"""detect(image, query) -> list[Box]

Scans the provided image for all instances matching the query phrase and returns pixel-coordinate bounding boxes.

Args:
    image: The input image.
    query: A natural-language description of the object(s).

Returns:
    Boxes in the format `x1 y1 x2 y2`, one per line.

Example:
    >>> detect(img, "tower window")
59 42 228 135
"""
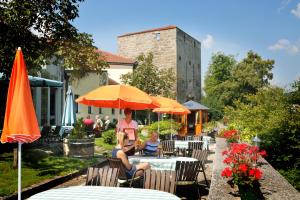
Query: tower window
155 33 160 40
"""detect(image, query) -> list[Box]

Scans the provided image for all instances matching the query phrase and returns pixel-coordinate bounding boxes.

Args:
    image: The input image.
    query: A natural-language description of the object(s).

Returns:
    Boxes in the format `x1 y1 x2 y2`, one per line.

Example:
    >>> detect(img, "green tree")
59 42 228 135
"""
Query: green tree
0 0 106 78
203 51 274 120
203 52 236 119
120 53 176 97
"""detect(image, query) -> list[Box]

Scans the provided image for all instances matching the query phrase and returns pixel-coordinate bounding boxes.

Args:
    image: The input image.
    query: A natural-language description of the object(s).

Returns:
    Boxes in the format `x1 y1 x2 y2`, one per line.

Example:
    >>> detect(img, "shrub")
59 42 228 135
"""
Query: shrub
102 129 116 145
143 120 182 137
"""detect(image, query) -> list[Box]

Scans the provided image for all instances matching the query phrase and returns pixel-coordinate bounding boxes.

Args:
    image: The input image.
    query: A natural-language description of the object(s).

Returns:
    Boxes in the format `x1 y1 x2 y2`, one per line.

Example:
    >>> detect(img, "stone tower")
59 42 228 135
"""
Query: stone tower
117 25 201 103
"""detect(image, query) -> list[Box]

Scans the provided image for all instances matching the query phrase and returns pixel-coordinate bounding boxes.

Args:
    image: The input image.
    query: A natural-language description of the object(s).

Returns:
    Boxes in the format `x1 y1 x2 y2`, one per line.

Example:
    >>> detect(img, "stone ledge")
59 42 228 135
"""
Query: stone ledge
208 138 300 200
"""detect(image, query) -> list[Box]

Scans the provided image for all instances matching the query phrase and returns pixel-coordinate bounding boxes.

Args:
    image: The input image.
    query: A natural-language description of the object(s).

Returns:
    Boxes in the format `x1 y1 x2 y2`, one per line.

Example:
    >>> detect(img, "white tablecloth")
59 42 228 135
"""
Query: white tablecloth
28 186 180 200
129 156 197 171
174 136 211 150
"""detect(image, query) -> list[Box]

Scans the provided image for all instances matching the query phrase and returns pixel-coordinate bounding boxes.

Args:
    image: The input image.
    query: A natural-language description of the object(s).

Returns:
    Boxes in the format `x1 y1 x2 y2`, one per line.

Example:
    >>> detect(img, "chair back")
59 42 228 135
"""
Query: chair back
86 167 119 186
192 135 202 141
144 169 176 194
191 149 208 165
175 161 201 183
161 140 175 153
188 141 202 151
107 157 127 180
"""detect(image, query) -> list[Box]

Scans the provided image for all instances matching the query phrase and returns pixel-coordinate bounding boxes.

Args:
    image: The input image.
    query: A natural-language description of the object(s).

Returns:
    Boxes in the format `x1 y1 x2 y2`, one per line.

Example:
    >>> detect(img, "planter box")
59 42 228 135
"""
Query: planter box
63 138 95 158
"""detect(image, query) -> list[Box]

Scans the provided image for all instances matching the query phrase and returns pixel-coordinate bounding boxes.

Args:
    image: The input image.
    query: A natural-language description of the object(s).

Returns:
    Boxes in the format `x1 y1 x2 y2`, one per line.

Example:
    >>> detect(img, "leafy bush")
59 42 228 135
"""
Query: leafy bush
203 121 217 133
102 129 116 145
143 120 181 137
69 118 88 139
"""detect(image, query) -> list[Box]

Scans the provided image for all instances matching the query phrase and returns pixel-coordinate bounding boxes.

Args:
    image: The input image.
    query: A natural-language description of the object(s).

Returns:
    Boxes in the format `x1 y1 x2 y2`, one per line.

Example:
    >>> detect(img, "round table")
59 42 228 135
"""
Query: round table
129 156 197 171
28 186 180 200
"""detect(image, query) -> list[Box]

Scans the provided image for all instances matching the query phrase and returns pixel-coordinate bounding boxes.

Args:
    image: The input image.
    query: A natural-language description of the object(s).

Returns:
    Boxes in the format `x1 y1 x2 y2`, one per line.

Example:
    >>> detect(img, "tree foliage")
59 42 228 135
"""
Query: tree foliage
0 0 107 79
203 51 274 120
120 53 176 98
225 86 300 190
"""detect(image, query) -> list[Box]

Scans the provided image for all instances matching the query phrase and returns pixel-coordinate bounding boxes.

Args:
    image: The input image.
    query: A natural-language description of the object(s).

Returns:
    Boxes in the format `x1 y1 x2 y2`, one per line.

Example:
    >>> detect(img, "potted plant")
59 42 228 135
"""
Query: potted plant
63 118 95 158
221 143 267 199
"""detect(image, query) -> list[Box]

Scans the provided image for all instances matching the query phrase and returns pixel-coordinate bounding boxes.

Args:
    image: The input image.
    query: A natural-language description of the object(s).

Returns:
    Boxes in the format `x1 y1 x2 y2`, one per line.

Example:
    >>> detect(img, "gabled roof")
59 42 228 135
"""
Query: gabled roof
118 25 177 38
97 50 134 64
183 100 209 111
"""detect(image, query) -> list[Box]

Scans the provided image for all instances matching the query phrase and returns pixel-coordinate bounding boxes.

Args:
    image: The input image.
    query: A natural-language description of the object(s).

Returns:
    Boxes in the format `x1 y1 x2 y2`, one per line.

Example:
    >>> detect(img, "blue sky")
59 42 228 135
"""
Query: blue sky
73 0 300 88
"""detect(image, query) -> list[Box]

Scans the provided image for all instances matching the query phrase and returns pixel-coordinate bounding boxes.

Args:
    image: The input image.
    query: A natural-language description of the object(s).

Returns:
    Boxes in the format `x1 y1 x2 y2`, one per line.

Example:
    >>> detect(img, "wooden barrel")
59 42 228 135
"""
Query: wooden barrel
63 138 95 158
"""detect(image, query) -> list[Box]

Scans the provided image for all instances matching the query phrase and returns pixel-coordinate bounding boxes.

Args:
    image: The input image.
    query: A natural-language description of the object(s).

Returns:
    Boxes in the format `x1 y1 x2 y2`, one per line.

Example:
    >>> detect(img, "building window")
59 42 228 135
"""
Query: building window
155 33 160 40
75 95 79 113
88 106 92 114
112 108 115 115
178 56 181 61
189 61 191 65
99 108 102 114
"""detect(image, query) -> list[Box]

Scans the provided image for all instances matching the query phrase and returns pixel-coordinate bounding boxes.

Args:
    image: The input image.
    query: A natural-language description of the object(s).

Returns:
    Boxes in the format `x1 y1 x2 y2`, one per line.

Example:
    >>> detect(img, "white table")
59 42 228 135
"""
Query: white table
129 156 197 171
28 186 180 200
174 137 211 150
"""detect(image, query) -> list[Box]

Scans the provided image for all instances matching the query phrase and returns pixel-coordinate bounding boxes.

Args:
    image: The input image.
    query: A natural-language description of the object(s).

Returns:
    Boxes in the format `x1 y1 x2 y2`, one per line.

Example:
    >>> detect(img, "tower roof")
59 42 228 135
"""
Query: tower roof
118 25 177 38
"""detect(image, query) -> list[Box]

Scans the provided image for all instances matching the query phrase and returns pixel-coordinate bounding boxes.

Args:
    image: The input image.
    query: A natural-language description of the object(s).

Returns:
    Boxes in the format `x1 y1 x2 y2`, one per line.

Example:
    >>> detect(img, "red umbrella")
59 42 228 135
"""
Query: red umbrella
1 47 40 200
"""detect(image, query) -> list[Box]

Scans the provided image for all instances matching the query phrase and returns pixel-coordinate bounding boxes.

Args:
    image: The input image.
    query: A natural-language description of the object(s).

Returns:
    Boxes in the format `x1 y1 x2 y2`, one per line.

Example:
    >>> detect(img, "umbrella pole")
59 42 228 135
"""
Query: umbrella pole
157 113 160 133
18 142 22 200
170 114 172 141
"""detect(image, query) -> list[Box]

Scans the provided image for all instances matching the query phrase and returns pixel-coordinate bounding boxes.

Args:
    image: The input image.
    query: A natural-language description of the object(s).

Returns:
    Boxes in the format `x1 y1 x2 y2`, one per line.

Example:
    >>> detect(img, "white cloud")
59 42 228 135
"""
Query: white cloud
291 3 300 18
268 39 299 54
202 34 214 49
278 0 292 12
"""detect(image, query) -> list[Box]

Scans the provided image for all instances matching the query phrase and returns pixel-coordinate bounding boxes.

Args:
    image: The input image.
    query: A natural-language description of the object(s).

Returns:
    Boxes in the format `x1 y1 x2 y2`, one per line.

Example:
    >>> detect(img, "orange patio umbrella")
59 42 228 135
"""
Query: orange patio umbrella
76 84 159 110
151 96 190 115
151 96 190 139
1 47 40 200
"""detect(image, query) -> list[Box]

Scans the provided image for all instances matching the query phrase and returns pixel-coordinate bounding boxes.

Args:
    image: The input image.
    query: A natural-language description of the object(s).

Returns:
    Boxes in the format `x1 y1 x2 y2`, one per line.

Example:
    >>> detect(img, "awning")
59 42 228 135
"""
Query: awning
1 73 63 88
183 100 209 111
28 76 63 87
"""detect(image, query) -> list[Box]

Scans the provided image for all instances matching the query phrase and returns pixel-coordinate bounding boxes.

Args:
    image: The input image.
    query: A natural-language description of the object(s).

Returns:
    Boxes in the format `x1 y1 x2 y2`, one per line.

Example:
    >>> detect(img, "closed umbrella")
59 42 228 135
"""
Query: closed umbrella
62 86 76 126
1 48 40 200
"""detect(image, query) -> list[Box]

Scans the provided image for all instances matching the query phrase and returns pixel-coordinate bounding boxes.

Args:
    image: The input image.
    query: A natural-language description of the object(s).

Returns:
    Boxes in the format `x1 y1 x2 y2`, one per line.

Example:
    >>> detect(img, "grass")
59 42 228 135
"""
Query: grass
0 152 100 197
95 137 115 151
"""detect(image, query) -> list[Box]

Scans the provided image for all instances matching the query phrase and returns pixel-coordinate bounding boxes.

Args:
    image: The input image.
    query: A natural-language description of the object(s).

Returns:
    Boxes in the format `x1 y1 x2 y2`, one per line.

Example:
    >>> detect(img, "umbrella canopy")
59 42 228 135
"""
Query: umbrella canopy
62 86 76 126
1 47 40 200
76 84 158 110
1 48 40 143
152 96 190 115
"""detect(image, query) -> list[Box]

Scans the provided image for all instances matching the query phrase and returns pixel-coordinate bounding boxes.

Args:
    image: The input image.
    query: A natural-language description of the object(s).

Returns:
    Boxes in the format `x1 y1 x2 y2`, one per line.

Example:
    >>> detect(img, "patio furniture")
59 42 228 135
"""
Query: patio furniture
129 156 197 171
201 136 211 150
193 135 202 141
161 140 177 156
86 167 119 187
191 149 209 187
187 141 202 156
144 169 176 194
175 161 201 199
28 186 181 200
107 157 144 187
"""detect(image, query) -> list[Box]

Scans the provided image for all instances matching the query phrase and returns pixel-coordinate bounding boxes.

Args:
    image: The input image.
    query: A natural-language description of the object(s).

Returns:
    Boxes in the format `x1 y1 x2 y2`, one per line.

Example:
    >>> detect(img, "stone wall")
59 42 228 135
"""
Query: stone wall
176 28 201 103
208 138 300 200
117 27 201 103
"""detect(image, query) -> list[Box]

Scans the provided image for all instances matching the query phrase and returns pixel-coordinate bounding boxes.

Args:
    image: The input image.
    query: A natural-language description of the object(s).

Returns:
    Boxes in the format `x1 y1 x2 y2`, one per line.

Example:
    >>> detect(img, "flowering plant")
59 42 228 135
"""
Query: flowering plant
221 143 267 186
223 129 239 143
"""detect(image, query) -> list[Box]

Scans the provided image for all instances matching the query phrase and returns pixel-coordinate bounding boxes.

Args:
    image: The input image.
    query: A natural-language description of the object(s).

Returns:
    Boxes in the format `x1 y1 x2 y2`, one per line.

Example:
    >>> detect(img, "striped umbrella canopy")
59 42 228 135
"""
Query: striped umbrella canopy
62 86 76 126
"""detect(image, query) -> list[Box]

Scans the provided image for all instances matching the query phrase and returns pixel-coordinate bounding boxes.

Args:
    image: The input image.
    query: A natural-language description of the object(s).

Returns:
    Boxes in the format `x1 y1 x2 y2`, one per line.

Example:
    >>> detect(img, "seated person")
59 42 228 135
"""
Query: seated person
139 132 160 156
112 132 150 179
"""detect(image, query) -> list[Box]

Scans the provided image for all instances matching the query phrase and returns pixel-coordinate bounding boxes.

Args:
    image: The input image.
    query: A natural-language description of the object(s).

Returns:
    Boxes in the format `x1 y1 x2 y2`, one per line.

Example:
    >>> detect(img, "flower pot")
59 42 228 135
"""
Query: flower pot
238 182 264 200
63 138 95 158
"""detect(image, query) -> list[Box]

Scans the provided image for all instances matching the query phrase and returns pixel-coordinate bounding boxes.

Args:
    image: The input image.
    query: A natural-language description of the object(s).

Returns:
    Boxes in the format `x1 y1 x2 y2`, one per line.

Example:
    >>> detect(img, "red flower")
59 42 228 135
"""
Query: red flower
259 150 267 157
223 157 234 164
249 168 262 180
221 167 232 177
238 164 248 173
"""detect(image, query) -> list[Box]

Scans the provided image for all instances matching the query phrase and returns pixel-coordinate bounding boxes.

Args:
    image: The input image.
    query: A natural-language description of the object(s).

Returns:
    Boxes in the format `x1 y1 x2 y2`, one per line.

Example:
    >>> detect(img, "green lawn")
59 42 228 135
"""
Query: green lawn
95 137 115 151
0 152 100 197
